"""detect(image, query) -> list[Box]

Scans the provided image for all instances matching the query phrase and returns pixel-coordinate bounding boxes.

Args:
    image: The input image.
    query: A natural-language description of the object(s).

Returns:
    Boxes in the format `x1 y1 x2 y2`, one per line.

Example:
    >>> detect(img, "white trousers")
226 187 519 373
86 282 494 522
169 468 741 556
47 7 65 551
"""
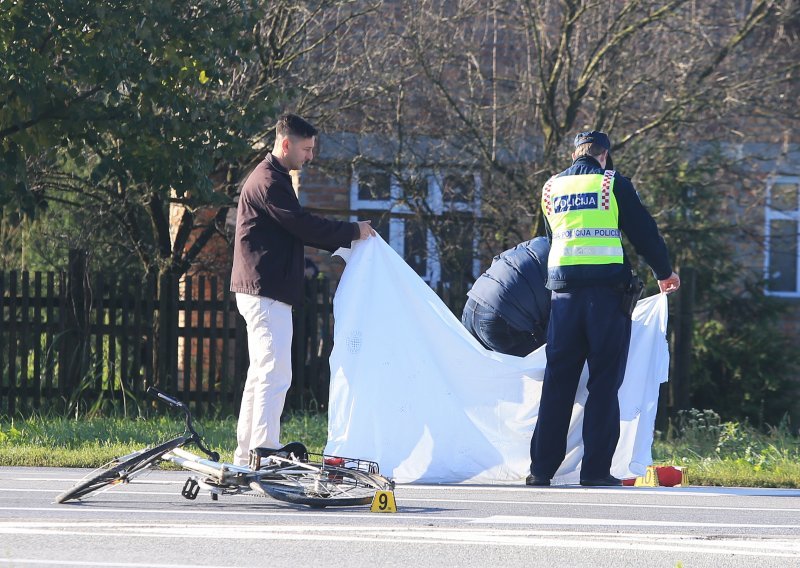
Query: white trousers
234 293 293 466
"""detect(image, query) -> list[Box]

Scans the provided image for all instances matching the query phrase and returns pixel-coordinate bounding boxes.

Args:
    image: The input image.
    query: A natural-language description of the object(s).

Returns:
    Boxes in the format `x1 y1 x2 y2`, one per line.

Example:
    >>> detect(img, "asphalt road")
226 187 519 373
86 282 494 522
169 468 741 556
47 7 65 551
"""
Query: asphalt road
1 466 799 567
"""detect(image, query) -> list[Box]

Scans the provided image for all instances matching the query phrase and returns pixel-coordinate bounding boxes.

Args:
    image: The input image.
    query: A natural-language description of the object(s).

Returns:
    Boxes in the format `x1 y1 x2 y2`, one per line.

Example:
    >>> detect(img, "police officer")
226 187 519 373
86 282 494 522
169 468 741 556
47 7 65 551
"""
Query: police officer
462 237 551 357
527 131 680 487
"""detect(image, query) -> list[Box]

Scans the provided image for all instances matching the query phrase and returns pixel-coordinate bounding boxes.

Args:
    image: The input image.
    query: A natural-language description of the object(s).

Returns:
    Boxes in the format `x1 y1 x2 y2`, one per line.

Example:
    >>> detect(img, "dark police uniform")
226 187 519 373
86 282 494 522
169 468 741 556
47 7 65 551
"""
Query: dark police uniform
529 135 673 485
462 237 551 357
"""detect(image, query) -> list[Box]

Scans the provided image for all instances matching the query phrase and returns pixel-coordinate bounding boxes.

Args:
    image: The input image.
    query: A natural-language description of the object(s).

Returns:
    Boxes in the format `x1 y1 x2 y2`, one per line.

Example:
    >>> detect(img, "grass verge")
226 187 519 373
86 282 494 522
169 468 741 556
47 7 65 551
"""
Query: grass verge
0 411 326 468
1 408 798 488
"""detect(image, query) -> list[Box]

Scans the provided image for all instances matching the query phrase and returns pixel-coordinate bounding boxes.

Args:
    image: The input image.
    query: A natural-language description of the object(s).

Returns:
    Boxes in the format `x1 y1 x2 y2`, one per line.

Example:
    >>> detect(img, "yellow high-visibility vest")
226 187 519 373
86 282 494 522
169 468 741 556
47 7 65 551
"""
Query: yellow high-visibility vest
541 170 624 267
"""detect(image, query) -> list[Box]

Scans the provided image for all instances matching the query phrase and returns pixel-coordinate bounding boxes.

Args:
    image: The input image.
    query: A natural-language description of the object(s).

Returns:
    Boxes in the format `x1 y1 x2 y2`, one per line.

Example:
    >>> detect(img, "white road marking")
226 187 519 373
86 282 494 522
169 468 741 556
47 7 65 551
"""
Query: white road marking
3 486 799 515
6 473 800 493
0 477 182 486
0 506 468 522
0 488 204 496
0 522 797 558
474 514 800 530
2 505 798 532
0 488 73 493
6 475 800 498
397 496 800 513
396 484 800 497
0 559 253 568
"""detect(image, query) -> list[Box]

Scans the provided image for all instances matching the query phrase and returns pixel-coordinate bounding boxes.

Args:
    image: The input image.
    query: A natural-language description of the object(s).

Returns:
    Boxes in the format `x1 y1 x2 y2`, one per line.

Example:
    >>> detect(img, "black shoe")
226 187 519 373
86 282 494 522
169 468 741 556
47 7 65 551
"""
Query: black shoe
526 474 550 487
580 475 622 487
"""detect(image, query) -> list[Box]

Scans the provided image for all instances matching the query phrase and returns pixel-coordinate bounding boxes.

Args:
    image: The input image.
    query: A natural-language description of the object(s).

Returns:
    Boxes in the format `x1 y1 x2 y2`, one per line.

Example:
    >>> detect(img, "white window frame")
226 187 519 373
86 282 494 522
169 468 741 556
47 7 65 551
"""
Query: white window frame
349 169 411 257
350 168 482 287
429 171 483 285
763 175 800 297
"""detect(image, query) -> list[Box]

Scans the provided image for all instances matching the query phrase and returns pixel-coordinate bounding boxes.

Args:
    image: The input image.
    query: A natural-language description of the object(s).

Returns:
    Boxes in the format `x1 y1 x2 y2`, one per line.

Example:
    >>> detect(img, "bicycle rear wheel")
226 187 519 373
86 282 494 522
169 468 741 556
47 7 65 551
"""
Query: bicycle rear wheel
253 464 393 508
55 436 187 503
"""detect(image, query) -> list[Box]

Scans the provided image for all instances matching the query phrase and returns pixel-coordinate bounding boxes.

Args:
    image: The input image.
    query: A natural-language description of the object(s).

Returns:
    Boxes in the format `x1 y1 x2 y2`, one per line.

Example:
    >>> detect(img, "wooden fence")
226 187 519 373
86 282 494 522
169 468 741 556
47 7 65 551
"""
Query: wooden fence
0 263 334 417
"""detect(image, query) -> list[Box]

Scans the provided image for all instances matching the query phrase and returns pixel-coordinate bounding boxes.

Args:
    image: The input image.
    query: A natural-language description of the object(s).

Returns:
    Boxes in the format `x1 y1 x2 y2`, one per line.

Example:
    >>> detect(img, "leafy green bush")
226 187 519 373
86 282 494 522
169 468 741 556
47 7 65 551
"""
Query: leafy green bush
632 142 800 425
690 284 800 424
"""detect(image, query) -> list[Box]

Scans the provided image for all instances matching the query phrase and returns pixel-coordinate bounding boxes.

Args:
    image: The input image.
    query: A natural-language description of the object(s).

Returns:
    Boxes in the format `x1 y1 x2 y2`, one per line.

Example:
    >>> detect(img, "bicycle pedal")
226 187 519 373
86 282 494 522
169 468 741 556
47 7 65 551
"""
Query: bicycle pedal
181 478 200 500
248 450 263 470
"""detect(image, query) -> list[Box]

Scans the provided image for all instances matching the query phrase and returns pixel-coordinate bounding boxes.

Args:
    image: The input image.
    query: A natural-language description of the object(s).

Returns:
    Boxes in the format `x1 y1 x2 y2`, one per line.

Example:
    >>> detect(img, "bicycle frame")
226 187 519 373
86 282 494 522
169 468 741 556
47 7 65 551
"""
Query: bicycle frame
56 388 395 507
165 447 250 481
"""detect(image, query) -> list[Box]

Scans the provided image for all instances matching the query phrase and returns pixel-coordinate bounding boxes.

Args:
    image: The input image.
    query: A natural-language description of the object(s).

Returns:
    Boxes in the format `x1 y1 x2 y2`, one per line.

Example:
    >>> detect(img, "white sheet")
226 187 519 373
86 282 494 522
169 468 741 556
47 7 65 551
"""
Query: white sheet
325 236 669 484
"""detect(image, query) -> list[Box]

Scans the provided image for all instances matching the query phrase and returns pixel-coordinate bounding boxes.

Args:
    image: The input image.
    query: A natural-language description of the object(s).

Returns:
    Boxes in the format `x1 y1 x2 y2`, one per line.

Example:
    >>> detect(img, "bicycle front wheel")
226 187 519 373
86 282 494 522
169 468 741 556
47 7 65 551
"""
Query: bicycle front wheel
55 436 187 504
253 464 393 508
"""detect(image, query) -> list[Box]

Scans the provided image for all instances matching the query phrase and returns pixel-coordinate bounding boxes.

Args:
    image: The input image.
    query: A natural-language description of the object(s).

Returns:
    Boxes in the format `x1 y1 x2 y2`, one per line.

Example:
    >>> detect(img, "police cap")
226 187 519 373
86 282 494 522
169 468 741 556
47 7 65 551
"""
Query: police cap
574 130 611 150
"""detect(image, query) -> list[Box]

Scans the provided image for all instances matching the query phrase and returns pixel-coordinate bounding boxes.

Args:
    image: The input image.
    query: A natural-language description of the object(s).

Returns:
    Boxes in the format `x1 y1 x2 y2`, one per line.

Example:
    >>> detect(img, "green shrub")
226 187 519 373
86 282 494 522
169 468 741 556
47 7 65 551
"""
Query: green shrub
691 284 800 424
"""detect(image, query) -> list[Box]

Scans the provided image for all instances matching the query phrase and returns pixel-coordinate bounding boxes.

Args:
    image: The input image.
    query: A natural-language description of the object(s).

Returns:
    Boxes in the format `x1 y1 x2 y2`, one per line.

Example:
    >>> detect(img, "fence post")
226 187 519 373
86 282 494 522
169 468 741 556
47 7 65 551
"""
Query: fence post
317 276 332 408
154 271 179 391
233 298 247 412
671 266 695 415
63 249 89 395
290 287 307 411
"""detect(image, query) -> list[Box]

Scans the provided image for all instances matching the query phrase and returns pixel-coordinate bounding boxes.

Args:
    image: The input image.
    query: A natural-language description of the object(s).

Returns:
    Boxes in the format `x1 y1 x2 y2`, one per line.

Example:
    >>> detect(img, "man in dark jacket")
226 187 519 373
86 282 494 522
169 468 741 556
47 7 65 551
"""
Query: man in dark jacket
528 130 680 487
462 237 551 357
230 114 375 466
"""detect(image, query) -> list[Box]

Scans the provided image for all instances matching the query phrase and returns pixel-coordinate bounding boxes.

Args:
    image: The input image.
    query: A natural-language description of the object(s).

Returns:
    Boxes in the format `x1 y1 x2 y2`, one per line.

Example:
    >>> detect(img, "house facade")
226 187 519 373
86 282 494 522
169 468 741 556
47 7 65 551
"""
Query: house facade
298 133 488 295
297 135 800 306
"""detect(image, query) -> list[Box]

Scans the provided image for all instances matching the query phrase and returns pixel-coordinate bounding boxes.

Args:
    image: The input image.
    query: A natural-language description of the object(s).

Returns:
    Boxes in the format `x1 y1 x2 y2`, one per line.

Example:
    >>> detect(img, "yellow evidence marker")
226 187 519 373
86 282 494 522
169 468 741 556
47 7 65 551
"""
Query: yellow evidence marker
370 490 397 513
633 465 689 487
634 466 660 487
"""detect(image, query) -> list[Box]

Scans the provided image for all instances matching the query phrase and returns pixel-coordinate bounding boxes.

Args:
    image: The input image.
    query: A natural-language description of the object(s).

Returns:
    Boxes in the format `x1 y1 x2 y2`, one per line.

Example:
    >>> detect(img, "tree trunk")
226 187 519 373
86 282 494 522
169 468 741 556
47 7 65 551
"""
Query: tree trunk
671 266 695 415
152 270 179 392
63 249 89 393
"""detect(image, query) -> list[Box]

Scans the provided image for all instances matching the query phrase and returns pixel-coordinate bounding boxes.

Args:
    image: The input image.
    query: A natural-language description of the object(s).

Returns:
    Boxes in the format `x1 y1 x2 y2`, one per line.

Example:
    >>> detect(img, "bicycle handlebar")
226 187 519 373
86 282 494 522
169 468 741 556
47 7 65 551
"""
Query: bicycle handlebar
145 386 220 462
147 386 185 409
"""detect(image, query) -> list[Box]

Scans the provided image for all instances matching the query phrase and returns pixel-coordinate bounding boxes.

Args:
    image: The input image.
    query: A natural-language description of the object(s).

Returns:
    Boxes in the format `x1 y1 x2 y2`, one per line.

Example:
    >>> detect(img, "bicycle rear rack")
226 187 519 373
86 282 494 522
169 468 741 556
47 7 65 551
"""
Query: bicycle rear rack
310 453 380 475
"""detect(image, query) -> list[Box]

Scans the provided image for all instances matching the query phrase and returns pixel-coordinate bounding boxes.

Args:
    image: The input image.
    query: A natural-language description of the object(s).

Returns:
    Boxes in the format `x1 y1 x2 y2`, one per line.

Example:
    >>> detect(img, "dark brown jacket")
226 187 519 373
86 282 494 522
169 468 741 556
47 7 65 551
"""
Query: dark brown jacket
230 154 358 306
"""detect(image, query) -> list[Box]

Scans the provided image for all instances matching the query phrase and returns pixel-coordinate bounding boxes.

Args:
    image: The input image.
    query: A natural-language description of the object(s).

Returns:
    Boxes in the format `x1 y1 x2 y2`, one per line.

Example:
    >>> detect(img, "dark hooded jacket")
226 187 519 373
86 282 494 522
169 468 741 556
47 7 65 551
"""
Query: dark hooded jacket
467 237 551 338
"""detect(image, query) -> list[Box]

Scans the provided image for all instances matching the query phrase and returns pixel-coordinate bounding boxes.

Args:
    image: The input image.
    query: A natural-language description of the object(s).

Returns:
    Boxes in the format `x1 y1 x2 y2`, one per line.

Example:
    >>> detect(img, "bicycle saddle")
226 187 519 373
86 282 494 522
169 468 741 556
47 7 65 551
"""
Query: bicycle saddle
249 441 309 469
